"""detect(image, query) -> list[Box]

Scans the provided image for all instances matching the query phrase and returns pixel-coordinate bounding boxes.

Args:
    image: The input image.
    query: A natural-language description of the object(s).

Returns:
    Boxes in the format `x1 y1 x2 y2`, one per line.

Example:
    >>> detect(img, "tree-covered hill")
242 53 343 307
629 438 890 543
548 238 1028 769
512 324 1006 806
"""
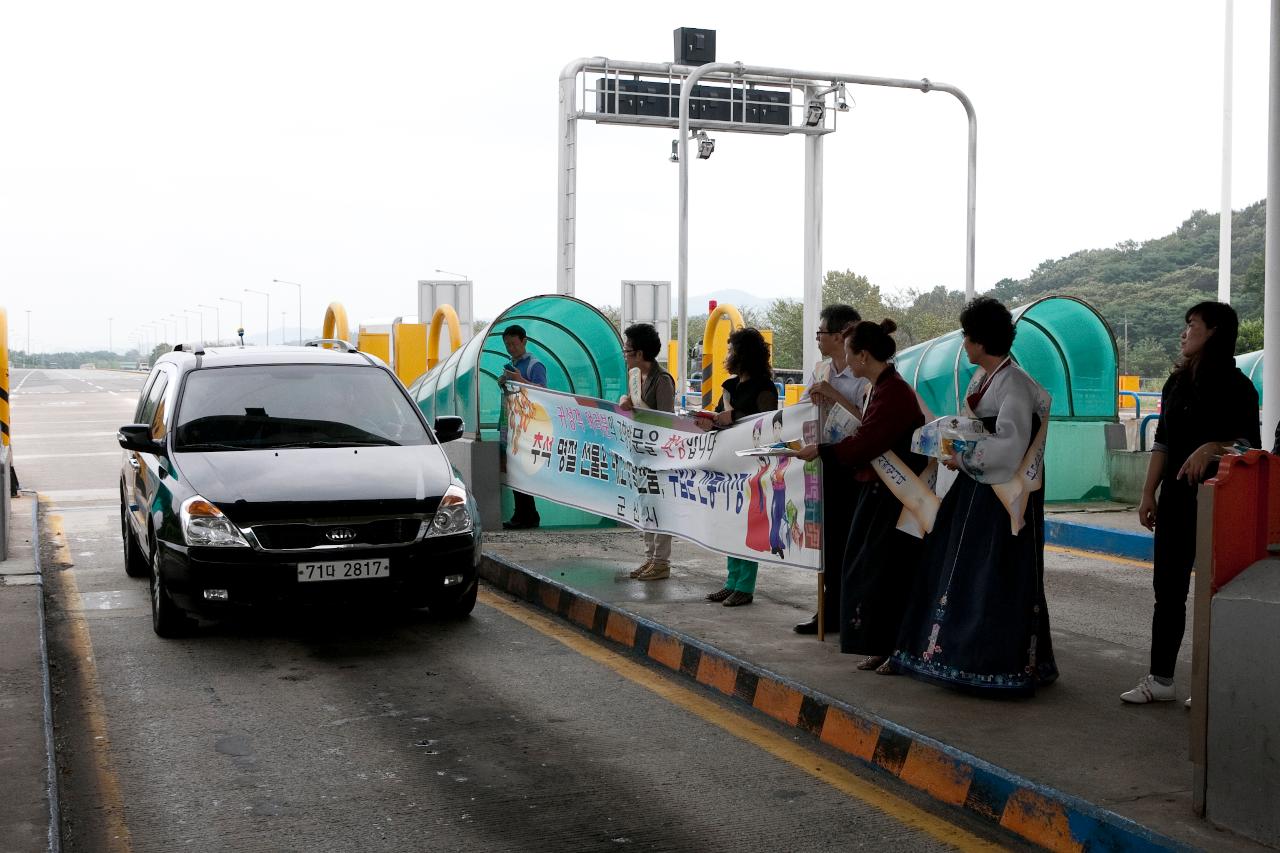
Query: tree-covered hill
988 200 1266 374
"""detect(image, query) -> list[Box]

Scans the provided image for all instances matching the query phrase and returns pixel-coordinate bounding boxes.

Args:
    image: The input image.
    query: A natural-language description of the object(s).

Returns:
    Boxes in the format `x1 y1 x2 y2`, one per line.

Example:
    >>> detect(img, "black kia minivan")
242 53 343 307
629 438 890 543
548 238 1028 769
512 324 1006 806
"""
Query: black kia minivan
118 342 479 637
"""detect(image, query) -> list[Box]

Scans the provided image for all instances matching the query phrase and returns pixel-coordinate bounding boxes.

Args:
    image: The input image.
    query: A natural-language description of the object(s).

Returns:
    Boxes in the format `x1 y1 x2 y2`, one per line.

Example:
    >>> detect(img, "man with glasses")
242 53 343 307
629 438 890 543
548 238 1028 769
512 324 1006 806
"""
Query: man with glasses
794 303 867 636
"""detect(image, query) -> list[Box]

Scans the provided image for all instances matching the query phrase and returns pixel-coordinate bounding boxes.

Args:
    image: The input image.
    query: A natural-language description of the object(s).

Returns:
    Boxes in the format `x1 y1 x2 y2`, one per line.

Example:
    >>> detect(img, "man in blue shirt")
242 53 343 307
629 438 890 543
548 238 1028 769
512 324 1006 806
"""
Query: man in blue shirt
501 325 546 529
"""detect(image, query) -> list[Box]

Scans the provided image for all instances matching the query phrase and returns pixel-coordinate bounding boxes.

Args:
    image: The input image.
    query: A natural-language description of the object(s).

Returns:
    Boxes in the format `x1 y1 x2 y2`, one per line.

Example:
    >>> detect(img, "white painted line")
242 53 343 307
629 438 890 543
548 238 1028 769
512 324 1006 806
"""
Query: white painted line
18 432 117 440
14 371 35 392
11 451 119 460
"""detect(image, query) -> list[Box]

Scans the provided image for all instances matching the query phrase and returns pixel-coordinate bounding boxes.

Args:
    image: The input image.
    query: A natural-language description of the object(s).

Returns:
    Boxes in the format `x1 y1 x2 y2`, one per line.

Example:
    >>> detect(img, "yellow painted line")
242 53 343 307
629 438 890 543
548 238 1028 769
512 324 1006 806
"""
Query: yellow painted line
44 504 133 853
1045 543 1152 569
478 588 1001 852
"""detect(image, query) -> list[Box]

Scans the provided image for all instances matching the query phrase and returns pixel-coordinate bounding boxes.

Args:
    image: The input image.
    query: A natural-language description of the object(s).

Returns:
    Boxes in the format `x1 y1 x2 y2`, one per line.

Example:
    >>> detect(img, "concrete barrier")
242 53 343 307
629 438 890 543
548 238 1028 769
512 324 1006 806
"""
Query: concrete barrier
1206 558 1280 847
442 436 502 532
1108 449 1151 504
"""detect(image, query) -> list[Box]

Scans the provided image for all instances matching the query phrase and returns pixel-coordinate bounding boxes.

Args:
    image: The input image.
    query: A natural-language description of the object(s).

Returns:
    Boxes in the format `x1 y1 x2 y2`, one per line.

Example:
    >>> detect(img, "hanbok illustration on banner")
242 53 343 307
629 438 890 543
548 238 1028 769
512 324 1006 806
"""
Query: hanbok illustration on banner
745 455 773 553
893 356 1059 695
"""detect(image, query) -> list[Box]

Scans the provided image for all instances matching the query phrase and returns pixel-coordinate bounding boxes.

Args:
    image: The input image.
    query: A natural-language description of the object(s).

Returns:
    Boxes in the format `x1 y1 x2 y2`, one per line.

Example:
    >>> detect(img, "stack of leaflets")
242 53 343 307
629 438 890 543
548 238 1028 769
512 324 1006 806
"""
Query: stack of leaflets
911 416 989 459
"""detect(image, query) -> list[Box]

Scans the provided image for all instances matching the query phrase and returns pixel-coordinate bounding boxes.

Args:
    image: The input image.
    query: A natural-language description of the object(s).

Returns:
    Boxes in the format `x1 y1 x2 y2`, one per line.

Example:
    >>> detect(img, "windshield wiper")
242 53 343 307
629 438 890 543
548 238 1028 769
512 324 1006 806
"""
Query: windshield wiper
271 439 401 448
176 442 251 452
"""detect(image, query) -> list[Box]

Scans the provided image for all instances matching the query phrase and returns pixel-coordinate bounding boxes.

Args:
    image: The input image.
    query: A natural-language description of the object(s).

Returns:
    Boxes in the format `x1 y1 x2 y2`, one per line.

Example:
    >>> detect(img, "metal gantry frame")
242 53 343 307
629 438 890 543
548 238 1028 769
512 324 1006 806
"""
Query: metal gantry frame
557 56 976 375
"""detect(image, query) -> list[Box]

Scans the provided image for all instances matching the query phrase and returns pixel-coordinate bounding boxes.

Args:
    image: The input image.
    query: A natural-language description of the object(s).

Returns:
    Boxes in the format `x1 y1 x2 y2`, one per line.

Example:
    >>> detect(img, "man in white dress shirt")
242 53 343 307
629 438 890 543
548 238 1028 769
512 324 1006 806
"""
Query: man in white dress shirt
794 304 869 635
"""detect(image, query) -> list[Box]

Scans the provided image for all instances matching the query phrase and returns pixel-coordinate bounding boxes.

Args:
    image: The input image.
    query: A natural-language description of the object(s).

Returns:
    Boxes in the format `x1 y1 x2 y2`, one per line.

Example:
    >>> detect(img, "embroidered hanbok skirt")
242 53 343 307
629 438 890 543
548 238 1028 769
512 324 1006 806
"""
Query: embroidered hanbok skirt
840 481 921 656
892 474 1058 696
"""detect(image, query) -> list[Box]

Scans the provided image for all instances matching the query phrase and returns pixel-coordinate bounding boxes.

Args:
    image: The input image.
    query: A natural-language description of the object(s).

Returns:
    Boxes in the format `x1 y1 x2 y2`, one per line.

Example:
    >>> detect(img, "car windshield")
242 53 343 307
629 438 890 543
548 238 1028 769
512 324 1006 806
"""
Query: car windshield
173 364 432 451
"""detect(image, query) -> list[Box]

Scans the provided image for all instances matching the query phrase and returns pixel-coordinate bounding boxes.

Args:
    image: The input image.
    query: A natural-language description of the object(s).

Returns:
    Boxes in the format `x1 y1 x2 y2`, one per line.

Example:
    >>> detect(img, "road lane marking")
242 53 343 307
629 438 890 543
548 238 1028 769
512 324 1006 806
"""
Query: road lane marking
44 506 134 853
12 451 119 460
478 588 1001 852
1044 544 1152 569
14 370 36 392
17 432 118 440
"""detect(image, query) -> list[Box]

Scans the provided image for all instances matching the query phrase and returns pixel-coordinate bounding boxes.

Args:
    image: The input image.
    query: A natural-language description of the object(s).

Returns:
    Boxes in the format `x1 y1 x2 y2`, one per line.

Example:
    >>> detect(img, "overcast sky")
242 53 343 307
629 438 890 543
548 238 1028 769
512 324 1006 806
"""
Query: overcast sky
1 1 1272 352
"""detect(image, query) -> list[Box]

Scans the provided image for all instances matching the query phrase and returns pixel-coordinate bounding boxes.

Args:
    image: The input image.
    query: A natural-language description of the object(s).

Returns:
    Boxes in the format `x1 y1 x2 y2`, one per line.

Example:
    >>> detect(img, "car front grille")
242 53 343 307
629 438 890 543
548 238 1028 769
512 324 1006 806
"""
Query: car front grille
250 518 421 551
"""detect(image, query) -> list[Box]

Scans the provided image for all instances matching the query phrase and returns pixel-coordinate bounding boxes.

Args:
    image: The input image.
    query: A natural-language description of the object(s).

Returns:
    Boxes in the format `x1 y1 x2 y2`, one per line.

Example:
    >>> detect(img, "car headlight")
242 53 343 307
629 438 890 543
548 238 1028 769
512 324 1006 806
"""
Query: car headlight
423 484 474 537
181 495 251 547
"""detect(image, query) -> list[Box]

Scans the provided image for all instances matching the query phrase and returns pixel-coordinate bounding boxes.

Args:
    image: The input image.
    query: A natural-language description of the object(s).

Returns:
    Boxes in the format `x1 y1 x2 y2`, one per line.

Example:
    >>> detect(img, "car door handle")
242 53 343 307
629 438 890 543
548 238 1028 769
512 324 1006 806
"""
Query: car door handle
127 455 140 469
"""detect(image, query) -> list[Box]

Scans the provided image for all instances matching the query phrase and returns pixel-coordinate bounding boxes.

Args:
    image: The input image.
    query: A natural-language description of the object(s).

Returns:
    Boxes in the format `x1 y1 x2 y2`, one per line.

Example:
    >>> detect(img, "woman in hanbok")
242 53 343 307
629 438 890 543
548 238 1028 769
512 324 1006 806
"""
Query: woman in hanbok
768 411 790 558
893 298 1059 696
745 453 773 553
796 320 927 670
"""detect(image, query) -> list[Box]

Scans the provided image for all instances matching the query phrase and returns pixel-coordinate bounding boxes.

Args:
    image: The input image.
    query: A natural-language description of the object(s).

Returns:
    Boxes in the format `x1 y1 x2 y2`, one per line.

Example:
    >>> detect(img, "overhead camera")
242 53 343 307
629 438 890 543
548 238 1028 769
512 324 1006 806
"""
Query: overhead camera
804 100 824 127
836 84 851 112
695 130 715 160
670 139 680 163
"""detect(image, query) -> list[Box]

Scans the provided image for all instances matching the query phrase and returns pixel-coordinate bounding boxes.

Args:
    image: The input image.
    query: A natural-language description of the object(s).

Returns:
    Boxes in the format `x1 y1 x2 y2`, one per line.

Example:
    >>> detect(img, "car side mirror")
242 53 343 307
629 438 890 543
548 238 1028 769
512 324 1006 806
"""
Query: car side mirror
433 416 464 444
117 424 165 455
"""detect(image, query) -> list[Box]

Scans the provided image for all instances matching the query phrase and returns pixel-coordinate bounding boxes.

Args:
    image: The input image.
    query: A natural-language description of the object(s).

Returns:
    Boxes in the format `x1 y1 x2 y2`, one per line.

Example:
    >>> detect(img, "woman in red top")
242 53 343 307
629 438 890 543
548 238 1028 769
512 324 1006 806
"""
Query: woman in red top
797 320 927 670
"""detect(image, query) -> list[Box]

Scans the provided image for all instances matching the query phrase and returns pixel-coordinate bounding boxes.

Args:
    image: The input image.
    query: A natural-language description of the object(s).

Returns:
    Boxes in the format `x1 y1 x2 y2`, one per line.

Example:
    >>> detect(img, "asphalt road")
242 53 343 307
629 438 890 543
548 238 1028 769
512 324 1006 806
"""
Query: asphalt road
9 368 1016 853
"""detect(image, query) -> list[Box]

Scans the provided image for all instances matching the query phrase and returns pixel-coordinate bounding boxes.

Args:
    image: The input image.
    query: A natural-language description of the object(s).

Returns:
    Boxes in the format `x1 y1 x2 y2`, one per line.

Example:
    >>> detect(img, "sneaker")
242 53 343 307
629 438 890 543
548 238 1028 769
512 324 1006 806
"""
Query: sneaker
722 591 754 607
629 561 651 579
637 562 670 581
1120 674 1176 704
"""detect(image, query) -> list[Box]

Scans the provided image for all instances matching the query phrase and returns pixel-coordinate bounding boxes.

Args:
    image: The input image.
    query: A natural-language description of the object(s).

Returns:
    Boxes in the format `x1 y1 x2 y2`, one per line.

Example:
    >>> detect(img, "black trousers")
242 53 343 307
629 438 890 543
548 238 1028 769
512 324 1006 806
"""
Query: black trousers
1150 480 1198 679
512 490 540 524
821 467 856 624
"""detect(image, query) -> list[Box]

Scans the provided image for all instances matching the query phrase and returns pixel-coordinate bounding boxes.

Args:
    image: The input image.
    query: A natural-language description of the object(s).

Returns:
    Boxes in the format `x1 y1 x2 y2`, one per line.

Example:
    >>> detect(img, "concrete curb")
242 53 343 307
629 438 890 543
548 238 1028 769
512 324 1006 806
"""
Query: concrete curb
481 552 1189 853
1045 519 1154 562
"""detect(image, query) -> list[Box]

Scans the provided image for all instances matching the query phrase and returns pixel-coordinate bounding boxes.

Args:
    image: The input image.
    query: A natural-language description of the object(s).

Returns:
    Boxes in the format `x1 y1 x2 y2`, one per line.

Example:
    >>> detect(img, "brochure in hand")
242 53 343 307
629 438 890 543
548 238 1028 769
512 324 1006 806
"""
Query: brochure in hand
911 416 990 459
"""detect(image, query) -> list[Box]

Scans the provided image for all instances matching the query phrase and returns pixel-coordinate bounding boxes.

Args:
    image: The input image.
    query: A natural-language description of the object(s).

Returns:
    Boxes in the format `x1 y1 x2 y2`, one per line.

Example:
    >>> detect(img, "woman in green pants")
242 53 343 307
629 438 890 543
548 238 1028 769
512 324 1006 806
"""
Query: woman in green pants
702 328 779 607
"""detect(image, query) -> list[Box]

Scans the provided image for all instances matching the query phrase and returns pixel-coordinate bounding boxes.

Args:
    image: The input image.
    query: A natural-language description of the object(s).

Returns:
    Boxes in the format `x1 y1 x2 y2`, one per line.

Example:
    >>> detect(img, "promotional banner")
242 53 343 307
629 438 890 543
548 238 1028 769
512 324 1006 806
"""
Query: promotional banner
502 383 822 569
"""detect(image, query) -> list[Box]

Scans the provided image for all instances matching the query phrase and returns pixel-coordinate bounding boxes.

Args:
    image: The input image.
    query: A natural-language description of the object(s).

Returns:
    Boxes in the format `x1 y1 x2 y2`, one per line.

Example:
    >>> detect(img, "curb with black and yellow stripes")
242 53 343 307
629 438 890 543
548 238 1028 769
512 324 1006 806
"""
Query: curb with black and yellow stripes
480 553 1189 853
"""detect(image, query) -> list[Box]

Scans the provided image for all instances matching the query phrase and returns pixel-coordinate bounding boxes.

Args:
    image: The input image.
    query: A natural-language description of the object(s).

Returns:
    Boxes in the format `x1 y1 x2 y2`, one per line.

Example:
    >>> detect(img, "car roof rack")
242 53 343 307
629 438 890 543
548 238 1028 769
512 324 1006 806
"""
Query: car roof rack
172 343 206 355
304 338 358 353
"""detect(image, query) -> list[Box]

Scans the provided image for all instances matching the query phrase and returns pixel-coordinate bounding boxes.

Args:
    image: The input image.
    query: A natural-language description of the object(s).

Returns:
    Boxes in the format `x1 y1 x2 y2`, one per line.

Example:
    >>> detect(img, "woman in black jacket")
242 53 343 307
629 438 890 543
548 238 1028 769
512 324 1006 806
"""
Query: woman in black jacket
1121 301 1260 704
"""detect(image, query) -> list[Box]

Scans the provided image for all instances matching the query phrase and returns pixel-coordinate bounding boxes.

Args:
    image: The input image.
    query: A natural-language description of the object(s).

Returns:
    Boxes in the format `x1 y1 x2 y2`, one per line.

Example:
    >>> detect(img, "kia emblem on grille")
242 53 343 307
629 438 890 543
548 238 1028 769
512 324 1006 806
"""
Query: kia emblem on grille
326 528 357 542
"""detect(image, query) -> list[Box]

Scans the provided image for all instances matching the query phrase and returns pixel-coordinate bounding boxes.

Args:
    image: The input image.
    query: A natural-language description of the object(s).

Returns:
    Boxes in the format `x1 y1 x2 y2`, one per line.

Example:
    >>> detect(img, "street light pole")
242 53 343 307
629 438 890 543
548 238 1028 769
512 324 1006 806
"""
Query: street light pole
108 316 113 354
219 297 244 338
199 304 220 344
272 279 304 345
184 309 203 344
25 310 31 369
245 289 270 345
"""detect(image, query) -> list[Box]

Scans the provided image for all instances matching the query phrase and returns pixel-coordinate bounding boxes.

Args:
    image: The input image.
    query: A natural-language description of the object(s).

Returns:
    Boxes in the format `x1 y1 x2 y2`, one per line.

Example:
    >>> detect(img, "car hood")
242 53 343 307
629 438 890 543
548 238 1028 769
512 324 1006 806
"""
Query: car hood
173 445 457 523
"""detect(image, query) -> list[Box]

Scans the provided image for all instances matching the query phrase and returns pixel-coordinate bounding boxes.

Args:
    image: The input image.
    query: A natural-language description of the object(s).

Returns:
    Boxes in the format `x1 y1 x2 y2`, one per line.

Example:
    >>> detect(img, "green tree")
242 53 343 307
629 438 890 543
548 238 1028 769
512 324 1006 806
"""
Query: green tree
1237 317 1264 354
1128 337 1175 378
899 286 966 347
765 299 803 369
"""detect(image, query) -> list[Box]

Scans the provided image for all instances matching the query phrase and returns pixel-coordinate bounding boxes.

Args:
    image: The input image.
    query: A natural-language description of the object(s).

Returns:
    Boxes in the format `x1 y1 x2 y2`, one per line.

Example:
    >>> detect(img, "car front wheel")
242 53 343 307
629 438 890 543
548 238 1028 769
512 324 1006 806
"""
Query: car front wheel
149 536 193 638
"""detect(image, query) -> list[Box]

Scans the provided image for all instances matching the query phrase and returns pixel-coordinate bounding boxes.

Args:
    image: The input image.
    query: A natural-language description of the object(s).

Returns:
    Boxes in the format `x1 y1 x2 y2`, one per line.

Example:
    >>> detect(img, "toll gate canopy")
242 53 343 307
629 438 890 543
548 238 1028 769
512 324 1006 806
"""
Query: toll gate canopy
409 295 626 527
1235 349 1263 403
894 295 1118 501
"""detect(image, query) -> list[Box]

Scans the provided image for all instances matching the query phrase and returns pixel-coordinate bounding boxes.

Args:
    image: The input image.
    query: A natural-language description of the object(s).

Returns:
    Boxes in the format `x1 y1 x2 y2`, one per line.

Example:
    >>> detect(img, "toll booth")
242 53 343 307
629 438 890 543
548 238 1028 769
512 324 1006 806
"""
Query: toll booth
409 295 626 529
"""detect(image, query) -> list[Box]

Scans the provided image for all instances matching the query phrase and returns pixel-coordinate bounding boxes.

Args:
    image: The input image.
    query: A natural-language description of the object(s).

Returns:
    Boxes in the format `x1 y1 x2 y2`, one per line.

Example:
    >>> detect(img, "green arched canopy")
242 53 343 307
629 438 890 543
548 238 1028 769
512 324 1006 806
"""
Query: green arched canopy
1235 349 1264 403
409 294 626 436
894 295 1118 421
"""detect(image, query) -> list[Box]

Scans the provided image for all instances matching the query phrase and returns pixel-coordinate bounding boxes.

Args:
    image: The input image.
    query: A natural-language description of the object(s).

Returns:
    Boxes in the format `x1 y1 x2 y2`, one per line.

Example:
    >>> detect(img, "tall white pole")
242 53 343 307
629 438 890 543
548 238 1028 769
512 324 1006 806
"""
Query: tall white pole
1263 0 1280 444
802 84 824 375
1219 0 1235 304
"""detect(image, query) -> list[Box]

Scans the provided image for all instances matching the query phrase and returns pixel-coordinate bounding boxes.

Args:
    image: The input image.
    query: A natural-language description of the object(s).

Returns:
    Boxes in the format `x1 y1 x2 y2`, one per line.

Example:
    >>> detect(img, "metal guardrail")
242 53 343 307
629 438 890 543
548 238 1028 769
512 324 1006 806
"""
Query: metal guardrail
1138 414 1161 452
1118 390 1161 420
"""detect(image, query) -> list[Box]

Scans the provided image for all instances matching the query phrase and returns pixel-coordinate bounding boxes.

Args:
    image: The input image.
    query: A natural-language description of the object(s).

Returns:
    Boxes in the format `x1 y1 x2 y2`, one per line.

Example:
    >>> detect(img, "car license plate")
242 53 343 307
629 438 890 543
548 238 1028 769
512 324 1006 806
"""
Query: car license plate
297 559 389 583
